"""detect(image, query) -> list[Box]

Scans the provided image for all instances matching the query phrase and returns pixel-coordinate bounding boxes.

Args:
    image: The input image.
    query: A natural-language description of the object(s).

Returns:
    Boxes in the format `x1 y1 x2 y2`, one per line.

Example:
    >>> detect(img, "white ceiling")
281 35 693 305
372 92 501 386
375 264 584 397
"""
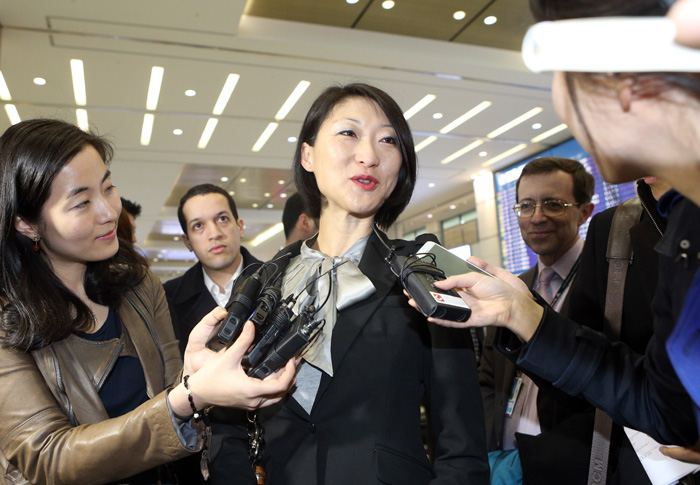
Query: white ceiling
0 0 568 278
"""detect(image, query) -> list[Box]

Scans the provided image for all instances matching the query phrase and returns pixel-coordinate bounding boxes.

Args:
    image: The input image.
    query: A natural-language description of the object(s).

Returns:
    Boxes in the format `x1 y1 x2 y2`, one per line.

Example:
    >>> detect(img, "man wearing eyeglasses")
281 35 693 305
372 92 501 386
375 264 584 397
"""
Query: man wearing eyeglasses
480 157 594 481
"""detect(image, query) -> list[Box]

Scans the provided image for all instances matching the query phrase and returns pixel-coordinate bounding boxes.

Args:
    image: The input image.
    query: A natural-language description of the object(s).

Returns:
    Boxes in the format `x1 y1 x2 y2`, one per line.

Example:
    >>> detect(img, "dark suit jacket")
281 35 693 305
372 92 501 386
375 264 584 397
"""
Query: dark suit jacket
479 258 587 452
255 231 490 484
494 195 699 449
163 246 261 485
515 189 665 485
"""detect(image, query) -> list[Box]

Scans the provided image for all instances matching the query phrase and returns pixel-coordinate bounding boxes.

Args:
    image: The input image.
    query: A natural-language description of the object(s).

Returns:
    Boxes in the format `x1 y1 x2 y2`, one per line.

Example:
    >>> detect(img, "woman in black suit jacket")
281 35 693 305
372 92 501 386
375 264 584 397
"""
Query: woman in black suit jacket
253 83 489 484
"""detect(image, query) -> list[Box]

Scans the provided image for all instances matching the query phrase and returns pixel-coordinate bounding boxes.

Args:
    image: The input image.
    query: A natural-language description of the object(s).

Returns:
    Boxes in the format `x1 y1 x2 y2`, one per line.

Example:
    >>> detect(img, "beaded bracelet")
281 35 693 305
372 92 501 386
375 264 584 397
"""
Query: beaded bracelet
182 375 203 421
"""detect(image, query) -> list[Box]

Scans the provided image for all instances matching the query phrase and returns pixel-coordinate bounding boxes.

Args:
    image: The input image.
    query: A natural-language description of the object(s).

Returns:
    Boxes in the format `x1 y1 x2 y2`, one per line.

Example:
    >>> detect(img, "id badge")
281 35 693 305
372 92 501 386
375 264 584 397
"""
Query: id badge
505 376 523 416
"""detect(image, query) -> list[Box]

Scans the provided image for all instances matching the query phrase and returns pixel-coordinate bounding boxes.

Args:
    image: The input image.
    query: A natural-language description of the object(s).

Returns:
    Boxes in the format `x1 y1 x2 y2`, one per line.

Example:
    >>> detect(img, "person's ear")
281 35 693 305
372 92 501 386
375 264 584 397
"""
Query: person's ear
15 216 37 240
181 234 193 252
301 143 314 173
578 202 595 225
617 78 634 113
237 218 245 238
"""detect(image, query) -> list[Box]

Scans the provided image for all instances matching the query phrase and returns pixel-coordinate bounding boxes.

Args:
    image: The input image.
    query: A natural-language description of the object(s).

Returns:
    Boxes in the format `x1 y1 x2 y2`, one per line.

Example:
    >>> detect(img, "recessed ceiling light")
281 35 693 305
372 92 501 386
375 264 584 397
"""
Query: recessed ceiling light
76 109 89 132
449 204 457 210
70 59 86 106
403 94 435 120
221 176 229 182
153 258 159 263
267 203 274 209
482 144 527 167
0 71 12 101
278 179 285 185
428 183 436 188
487 107 542 139
432 113 443 119
173 128 183 135
346 0 359 3
531 123 542 130
441 140 484 165
252 203 259 208
197 118 218 149
275 81 310 121
280 193 287 198
427 214 434 219
479 151 488 157
185 89 196 97
264 192 271 197
415 136 437 153
484 16 497 25
140 113 154 146
4 105 20 125
213 74 240 115
146 66 164 111
453 11 466 20
440 101 492 134
240 178 247 183
288 136 297 143
173 236 180 241
531 123 568 143
228 191 235 196
382 0 394 9
252 122 279 152
33 77 46 86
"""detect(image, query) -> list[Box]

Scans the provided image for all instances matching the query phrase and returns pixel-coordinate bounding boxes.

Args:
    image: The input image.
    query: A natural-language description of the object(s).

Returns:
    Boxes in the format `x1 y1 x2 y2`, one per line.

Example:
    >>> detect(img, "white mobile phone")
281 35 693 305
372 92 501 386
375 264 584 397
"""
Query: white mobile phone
417 241 496 279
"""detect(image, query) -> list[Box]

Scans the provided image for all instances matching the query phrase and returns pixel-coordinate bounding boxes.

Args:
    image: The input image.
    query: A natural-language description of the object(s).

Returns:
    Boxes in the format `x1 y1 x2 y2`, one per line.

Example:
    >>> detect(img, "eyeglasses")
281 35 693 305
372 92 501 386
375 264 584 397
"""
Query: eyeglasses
513 199 579 218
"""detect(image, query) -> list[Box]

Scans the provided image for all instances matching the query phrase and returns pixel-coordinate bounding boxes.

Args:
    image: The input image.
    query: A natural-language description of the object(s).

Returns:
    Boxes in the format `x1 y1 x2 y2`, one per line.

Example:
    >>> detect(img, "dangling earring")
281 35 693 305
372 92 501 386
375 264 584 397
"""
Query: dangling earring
32 235 40 252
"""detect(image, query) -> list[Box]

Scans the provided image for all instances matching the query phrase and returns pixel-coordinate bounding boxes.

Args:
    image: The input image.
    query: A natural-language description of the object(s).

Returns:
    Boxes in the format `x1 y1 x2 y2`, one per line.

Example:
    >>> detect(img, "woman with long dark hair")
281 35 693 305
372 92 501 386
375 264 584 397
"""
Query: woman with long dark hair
249 83 489 484
0 119 295 484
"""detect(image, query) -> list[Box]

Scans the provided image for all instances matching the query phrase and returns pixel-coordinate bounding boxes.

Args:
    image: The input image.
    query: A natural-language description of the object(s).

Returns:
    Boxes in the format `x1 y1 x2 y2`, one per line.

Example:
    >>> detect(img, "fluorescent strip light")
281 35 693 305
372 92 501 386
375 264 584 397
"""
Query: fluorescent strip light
415 136 437 152
275 81 310 121
252 122 279 152
198 118 219 149
140 114 154 146
441 140 484 165
482 144 528 167
0 72 12 101
439 101 492 134
531 123 569 143
251 222 284 247
213 74 240 115
4 104 20 125
146 66 164 111
487 107 542 139
76 109 89 131
403 94 436 120
70 59 87 106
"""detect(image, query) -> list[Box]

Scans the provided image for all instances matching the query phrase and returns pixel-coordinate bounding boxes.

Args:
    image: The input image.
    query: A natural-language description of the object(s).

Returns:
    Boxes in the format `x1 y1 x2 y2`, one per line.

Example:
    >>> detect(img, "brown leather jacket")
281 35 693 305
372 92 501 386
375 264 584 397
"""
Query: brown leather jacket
0 271 199 484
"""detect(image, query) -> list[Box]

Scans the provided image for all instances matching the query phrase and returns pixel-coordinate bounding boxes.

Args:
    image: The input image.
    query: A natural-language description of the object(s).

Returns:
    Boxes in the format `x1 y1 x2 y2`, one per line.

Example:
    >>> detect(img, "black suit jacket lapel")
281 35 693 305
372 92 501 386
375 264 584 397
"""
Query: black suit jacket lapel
313 231 404 407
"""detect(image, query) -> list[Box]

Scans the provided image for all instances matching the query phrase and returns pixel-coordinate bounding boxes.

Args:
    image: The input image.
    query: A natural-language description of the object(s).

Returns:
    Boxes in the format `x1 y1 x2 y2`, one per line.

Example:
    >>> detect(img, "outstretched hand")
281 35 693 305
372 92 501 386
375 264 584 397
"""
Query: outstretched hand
669 0 700 48
169 308 296 416
405 256 544 342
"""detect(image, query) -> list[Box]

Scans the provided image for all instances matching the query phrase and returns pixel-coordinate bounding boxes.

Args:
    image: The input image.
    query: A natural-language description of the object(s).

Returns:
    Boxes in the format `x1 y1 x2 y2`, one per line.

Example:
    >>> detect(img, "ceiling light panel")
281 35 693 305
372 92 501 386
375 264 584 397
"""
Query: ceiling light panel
70 59 87 106
439 101 491 134
0 71 12 101
403 94 435 120
275 81 310 121
212 73 240 115
486 107 542 139
146 66 164 111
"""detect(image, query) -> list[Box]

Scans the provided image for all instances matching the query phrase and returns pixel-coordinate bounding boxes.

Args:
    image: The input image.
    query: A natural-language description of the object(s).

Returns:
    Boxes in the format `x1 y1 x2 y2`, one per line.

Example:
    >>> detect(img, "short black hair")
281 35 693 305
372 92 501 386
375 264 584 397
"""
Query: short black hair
282 192 317 239
292 83 416 230
177 183 239 234
120 197 142 218
515 157 595 204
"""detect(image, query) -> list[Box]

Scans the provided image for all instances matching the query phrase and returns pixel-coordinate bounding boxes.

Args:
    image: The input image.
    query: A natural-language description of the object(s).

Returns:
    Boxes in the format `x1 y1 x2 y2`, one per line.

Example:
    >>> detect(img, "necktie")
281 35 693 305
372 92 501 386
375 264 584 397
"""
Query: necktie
536 266 557 303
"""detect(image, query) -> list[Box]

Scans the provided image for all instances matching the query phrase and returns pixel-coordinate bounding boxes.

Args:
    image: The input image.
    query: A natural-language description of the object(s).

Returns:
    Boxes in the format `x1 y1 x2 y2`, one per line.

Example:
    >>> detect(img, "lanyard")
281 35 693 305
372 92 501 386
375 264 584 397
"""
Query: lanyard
533 254 581 308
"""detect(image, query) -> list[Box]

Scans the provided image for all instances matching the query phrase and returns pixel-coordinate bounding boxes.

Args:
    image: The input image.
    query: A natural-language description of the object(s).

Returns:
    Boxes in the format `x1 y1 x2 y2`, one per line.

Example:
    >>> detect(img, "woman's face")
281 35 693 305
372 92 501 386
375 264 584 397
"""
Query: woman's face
301 96 402 221
37 145 121 268
551 71 654 184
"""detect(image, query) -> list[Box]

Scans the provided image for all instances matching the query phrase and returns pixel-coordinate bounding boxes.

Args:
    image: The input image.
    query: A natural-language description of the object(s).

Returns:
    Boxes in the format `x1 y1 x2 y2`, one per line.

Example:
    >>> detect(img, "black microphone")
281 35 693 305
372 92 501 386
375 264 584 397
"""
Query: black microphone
206 268 265 351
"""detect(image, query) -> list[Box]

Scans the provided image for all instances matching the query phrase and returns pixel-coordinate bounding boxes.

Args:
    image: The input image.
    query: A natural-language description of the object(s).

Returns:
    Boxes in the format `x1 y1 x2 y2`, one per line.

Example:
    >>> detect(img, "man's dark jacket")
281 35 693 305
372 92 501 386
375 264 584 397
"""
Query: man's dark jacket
163 245 261 485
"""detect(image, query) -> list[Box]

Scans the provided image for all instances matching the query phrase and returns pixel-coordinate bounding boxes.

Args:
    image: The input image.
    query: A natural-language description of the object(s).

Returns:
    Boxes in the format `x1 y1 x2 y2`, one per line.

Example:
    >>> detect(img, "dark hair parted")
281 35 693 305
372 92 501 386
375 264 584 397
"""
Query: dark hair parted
0 119 147 351
292 83 416 230
515 157 595 204
282 192 310 239
177 183 239 235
